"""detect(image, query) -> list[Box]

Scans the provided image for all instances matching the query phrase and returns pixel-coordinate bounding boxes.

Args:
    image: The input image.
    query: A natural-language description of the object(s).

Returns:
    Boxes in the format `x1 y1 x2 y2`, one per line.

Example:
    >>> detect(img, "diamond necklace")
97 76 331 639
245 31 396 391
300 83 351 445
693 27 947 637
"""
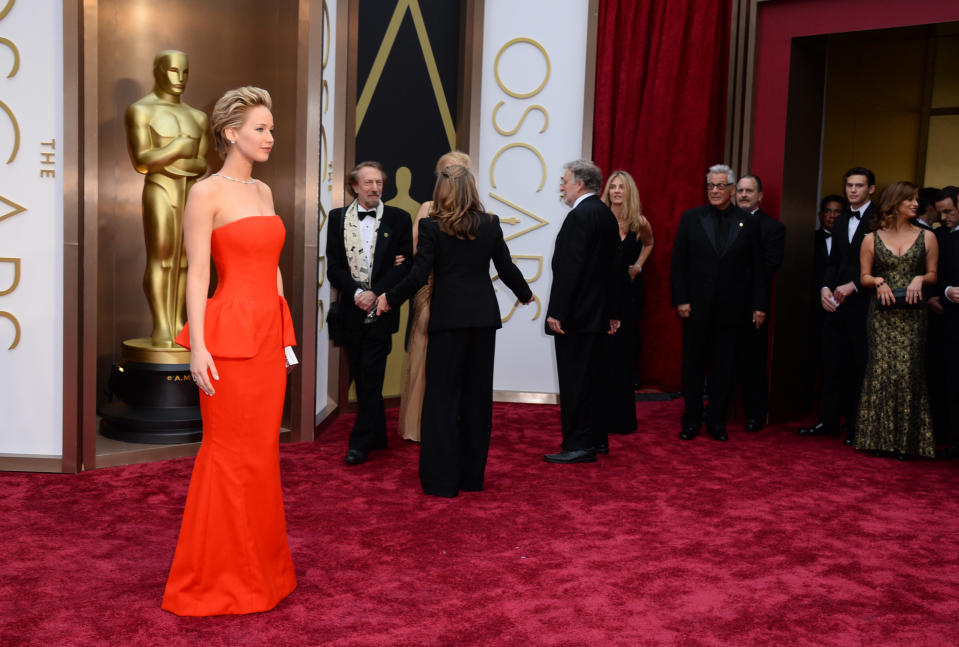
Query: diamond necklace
212 172 256 184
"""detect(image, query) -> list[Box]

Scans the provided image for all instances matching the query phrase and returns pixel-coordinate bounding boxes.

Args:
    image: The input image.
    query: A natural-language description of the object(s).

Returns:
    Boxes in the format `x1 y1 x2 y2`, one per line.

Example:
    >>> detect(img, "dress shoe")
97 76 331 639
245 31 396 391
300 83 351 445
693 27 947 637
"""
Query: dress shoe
679 425 700 440
344 449 366 465
843 434 855 446
895 450 909 461
595 443 610 455
798 421 839 436
936 444 959 459
708 427 728 442
744 419 763 432
544 449 597 464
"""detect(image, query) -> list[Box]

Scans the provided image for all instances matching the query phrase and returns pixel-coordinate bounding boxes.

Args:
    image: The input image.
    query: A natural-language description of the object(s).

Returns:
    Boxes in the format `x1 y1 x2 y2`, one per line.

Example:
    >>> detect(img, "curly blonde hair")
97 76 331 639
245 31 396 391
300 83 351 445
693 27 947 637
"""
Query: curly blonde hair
432 164 487 240
210 86 272 159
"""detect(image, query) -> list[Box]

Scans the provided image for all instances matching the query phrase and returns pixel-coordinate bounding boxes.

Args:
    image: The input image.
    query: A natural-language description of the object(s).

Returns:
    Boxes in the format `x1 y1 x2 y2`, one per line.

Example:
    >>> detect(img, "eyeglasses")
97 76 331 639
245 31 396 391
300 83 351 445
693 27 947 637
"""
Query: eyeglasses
706 183 732 191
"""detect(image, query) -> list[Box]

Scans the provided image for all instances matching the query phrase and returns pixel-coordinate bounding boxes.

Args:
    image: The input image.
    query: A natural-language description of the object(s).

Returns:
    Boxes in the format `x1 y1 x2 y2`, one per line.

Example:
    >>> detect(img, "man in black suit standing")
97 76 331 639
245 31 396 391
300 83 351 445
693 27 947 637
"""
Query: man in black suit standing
799 167 877 445
933 186 959 458
327 161 412 465
671 165 766 442
735 174 785 431
802 194 844 413
544 160 620 464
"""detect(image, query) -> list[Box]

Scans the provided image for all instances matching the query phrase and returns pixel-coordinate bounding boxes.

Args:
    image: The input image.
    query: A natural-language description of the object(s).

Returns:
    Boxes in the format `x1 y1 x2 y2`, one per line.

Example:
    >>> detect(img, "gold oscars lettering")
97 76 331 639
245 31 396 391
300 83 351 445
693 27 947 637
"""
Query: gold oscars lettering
124 50 209 357
488 37 552 322
0 3 23 350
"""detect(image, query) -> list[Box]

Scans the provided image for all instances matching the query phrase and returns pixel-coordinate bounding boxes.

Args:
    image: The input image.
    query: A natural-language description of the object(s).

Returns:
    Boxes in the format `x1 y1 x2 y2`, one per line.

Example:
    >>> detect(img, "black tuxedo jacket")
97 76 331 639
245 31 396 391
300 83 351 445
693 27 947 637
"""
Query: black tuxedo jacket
670 204 766 324
822 202 878 293
936 227 959 318
327 204 413 333
545 195 620 335
754 208 786 280
386 214 531 332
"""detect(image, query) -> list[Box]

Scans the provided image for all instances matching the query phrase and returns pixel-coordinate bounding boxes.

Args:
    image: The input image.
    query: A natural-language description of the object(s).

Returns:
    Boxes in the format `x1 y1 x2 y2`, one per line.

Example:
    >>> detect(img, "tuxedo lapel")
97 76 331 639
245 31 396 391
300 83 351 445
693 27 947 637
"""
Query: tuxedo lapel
698 209 720 255
371 214 393 278
722 213 744 256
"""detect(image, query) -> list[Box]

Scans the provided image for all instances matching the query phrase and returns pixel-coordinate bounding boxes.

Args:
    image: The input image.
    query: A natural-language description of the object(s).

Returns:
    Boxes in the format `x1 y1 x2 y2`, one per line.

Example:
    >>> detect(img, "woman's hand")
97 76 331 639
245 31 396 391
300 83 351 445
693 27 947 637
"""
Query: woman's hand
875 280 894 307
906 276 924 305
375 293 391 316
393 254 406 266
190 347 219 396
627 264 641 281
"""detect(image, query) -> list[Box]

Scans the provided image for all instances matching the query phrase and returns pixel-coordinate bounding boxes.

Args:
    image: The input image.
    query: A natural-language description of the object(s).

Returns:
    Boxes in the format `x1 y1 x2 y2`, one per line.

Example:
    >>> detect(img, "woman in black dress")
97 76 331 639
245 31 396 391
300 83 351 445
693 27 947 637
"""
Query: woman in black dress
600 170 654 434
376 165 532 497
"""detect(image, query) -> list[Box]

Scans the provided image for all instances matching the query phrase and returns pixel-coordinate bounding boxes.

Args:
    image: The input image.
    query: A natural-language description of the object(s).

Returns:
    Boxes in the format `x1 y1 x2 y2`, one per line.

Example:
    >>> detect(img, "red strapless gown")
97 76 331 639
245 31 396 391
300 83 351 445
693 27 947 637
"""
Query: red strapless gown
162 215 297 616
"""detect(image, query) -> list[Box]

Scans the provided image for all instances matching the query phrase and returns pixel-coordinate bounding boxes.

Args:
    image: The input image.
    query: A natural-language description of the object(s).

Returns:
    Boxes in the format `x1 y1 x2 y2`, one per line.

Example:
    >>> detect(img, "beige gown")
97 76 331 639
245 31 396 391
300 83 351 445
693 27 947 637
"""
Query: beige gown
398 274 432 441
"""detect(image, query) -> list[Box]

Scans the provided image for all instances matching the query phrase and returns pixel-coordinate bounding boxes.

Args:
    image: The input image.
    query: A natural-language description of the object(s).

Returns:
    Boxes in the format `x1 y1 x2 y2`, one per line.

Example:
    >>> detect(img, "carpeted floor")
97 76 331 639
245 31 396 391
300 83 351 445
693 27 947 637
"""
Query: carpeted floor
2 399 958 646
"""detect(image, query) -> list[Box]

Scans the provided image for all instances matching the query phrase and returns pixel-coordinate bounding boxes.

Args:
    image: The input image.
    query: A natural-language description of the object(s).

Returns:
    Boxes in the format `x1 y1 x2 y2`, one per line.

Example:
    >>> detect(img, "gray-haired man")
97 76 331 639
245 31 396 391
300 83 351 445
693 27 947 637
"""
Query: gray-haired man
670 164 767 442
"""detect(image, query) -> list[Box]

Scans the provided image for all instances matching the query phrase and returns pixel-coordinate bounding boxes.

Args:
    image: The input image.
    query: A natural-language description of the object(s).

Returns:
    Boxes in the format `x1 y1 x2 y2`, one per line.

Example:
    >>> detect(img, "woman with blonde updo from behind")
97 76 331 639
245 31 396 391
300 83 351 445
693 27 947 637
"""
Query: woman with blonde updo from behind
397 150 471 442
162 86 297 616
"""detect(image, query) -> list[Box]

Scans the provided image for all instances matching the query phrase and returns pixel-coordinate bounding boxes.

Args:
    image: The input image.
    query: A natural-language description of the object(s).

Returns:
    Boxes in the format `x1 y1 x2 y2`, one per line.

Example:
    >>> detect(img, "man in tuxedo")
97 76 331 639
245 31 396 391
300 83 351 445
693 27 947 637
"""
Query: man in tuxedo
934 186 959 458
801 194 844 413
327 161 412 465
544 160 620 464
799 167 877 444
671 165 766 442
735 174 785 431
916 187 941 230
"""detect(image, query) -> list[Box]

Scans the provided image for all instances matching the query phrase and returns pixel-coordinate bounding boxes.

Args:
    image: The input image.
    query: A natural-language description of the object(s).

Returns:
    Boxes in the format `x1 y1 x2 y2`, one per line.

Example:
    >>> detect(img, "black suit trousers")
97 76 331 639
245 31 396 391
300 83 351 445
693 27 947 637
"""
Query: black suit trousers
555 332 606 451
682 318 739 430
420 327 496 497
738 319 769 422
819 297 868 428
344 320 393 453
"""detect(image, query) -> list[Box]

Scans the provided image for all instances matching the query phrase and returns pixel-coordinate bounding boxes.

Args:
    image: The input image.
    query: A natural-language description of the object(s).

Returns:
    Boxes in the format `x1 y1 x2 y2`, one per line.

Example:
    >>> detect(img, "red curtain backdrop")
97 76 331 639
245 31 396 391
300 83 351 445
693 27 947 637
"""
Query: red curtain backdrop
593 0 732 390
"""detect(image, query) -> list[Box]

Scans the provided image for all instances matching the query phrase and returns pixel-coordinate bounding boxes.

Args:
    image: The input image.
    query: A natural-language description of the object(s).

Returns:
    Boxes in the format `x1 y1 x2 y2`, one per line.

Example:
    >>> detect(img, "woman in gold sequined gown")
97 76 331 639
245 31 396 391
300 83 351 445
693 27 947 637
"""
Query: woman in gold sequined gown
856 181 938 459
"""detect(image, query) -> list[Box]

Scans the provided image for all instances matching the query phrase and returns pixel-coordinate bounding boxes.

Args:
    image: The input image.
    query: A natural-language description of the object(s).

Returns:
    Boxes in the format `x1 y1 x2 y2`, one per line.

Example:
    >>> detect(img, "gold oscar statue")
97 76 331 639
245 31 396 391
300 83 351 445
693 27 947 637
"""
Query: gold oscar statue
123 50 209 362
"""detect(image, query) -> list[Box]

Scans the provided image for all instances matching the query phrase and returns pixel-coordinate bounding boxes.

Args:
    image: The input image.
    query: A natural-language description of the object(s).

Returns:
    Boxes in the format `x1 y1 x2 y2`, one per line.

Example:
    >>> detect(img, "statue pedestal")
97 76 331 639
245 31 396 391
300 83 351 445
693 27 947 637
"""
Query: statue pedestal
99 339 202 444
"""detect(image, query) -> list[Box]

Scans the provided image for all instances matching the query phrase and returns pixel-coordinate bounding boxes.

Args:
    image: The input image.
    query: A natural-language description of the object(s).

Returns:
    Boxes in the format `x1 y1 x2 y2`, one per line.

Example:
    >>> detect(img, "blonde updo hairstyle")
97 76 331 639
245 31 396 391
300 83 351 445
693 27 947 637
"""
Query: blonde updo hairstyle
210 86 273 159
436 150 471 173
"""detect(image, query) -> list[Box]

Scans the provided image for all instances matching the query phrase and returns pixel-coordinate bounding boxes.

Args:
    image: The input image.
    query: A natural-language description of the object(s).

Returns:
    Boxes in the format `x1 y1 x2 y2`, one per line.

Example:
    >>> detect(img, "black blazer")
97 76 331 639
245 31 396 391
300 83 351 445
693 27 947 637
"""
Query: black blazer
754 208 786 281
936 227 959 318
545 195 620 334
822 202 878 293
386 214 531 332
327 204 413 333
670 204 766 324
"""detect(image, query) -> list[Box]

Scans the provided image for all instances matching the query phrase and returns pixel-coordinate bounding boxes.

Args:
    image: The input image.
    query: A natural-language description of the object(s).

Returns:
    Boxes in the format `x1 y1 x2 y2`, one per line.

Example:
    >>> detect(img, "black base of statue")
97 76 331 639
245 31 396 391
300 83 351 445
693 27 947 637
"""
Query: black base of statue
100 361 202 444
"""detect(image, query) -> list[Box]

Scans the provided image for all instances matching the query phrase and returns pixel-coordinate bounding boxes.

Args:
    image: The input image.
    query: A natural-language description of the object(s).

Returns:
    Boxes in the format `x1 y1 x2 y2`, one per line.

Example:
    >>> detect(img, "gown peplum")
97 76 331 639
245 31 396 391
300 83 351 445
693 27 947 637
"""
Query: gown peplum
162 214 297 616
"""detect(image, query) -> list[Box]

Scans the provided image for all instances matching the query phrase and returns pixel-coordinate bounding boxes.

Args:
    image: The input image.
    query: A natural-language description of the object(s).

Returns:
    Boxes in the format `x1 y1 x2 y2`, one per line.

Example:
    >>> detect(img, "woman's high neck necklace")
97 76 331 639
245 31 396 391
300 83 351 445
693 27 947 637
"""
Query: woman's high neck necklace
212 172 256 184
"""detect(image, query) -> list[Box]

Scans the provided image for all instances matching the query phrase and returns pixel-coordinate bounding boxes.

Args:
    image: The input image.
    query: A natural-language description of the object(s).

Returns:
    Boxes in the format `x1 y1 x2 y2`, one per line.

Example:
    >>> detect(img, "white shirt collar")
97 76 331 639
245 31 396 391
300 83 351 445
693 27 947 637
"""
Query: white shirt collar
851 200 871 216
572 192 595 209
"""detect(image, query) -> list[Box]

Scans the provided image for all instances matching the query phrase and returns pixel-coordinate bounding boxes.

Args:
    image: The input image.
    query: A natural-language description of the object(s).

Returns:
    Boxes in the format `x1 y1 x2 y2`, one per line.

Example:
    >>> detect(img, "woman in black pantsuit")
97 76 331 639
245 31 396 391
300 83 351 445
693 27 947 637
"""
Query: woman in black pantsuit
600 170 654 433
376 165 532 497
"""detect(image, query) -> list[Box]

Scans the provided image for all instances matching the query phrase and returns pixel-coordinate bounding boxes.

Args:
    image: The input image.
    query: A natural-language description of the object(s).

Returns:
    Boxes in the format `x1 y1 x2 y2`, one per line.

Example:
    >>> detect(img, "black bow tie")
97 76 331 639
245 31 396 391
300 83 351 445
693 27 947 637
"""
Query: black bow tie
852 211 861 220
358 210 375 221
824 231 832 238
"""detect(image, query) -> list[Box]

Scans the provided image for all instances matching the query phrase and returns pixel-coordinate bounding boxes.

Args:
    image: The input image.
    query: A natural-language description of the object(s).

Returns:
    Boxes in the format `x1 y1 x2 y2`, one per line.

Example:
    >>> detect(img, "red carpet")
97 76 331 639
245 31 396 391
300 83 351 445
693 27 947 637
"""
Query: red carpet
2 399 958 646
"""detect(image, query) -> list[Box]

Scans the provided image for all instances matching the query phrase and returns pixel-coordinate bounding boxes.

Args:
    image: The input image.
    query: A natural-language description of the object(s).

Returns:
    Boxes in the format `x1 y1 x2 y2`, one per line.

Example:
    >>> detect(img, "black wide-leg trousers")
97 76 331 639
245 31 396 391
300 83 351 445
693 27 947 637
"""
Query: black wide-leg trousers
420 327 496 497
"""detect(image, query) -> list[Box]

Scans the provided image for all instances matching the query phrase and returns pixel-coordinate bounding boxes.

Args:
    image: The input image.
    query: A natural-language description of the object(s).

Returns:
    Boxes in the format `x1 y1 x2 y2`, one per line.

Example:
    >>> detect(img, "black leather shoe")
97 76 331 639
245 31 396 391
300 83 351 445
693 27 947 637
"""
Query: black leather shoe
595 443 610 455
798 421 839 436
936 444 959 459
679 425 700 440
544 449 597 463
744 419 763 432
895 450 909 461
345 449 366 465
708 428 729 442
843 434 855 446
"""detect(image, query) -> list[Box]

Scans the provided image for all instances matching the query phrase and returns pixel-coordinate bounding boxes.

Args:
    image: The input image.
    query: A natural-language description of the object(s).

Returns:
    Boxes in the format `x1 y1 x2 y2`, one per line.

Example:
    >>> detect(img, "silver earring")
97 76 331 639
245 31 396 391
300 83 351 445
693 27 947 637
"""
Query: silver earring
229 140 236 145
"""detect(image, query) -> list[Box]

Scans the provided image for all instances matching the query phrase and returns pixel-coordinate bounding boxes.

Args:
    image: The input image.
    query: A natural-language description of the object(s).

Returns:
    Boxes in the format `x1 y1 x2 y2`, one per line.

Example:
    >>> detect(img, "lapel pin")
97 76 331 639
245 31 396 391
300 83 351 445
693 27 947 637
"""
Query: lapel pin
739 221 744 227
384 232 390 238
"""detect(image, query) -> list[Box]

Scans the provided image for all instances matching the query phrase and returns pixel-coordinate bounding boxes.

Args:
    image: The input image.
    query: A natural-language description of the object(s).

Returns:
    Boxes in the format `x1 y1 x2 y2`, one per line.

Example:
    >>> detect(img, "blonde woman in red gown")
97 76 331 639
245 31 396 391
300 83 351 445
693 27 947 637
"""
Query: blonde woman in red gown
162 86 297 616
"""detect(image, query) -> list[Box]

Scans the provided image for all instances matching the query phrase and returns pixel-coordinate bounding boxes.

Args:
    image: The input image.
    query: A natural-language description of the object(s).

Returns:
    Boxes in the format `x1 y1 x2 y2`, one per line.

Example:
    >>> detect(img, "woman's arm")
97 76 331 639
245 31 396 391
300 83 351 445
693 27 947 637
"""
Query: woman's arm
860 233 893 306
183 184 218 395
412 201 431 254
921 229 938 286
630 216 654 279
